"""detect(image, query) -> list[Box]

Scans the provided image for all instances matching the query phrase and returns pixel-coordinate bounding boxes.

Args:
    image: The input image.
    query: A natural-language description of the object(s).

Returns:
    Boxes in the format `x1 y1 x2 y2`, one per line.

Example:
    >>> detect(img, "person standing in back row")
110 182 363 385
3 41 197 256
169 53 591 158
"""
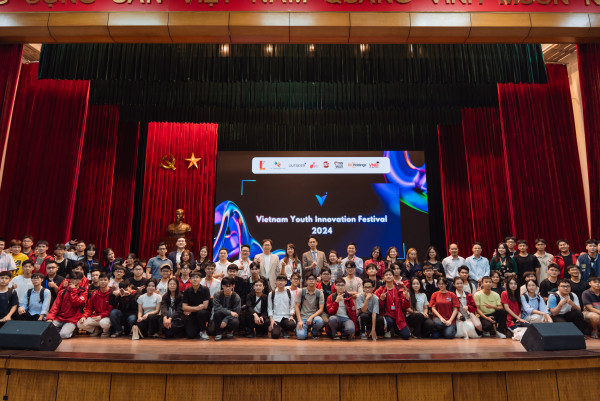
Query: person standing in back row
302 236 327 279
442 244 465 280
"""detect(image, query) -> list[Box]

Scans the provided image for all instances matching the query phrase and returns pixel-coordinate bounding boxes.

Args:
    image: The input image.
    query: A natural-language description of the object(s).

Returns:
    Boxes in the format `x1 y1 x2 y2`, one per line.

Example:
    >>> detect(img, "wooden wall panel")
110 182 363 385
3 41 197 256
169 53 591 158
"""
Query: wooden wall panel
506 371 558 401
452 372 507 401
397 373 452 401
224 376 280 401
6 370 58 401
109 374 165 401
340 375 396 401
283 375 338 401
56 372 110 401
166 375 222 401
556 369 597 401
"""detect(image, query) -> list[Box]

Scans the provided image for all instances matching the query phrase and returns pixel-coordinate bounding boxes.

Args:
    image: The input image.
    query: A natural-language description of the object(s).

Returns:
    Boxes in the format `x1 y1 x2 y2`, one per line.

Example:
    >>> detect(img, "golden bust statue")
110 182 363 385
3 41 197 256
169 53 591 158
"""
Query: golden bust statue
166 208 192 237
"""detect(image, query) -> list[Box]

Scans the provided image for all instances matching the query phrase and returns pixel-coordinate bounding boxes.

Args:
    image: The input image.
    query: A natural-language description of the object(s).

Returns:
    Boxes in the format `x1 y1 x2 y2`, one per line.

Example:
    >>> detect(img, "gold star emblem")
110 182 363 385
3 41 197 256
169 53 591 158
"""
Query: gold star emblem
185 153 201 169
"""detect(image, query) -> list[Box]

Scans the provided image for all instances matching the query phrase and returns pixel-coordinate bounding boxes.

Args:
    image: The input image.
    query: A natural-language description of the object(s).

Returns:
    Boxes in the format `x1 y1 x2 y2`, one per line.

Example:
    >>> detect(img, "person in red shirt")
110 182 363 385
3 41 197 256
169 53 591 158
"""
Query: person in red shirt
33 240 54 276
46 271 88 339
375 269 411 340
178 263 193 292
326 278 358 340
77 273 112 337
553 239 578 279
364 246 386 279
501 276 529 332
429 277 460 339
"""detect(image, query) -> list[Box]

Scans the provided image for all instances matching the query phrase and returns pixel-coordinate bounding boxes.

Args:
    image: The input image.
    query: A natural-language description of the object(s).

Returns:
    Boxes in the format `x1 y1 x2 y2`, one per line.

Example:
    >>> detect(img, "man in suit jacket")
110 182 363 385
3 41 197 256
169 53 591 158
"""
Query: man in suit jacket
167 237 194 269
302 236 327 278
254 239 279 291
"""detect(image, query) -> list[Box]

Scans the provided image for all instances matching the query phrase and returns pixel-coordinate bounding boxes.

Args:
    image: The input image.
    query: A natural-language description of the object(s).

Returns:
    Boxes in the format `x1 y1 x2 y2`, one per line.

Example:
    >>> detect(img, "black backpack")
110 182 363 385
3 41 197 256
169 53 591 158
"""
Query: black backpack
27 287 45 306
299 288 322 312
553 292 574 304
271 289 292 309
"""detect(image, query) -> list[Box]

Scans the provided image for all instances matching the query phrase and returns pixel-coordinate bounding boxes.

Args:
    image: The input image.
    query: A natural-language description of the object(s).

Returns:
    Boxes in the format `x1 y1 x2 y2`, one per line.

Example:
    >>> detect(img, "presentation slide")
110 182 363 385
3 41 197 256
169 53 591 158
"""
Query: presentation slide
213 151 429 261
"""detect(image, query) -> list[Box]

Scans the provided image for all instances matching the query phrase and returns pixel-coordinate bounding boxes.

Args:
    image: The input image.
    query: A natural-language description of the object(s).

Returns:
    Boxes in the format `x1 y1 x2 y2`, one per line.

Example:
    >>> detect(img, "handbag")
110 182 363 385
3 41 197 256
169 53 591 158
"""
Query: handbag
131 325 144 341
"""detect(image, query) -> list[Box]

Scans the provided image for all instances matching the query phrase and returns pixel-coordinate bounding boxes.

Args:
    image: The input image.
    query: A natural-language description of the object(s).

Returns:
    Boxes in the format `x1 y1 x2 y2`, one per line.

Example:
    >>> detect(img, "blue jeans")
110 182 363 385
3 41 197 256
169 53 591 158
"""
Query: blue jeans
110 309 137 334
296 316 325 340
329 315 355 336
433 317 457 339
383 315 411 340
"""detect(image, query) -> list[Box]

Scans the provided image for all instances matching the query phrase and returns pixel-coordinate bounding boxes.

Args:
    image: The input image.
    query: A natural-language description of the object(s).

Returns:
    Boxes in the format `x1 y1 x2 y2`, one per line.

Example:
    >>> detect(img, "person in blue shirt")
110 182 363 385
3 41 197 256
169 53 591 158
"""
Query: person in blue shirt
16 272 51 321
146 242 173 280
466 242 489 285
520 279 552 323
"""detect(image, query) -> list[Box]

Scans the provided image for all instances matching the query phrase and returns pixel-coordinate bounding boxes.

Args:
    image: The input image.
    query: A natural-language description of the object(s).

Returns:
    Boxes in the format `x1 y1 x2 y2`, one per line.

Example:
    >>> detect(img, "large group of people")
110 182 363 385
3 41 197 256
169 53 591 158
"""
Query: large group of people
0 234 599 343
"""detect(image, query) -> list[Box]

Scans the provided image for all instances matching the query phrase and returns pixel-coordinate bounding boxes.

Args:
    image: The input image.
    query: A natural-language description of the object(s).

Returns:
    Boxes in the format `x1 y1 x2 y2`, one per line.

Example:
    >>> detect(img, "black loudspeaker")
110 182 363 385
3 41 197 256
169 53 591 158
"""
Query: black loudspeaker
0 321 62 351
521 322 585 352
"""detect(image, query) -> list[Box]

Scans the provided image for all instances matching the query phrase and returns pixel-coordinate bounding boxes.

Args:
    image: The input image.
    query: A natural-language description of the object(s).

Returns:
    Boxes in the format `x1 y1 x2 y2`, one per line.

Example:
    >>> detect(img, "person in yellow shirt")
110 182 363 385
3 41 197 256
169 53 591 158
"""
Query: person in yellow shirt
474 276 508 339
9 240 28 278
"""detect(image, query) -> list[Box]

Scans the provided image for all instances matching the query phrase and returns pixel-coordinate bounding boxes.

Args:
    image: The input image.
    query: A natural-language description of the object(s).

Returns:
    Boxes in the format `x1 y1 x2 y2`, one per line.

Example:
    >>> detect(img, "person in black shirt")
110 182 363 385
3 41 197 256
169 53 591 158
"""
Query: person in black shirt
53 243 69 278
129 263 147 294
316 267 334 328
424 246 445 279
245 262 270 297
421 264 438 301
182 272 210 340
513 240 540 284
241 278 269 338
109 281 138 337
222 264 247 306
43 261 65 307
540 263 560 301
567 265 589 302
0 271 18 327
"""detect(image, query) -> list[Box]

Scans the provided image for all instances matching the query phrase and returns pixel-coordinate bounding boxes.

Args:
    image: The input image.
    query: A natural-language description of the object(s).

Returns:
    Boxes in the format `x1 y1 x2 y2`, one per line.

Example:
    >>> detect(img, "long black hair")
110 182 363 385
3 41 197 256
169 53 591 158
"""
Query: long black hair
505 276 522 308
492 243 509 265
408 277 422 310
370 246 383 262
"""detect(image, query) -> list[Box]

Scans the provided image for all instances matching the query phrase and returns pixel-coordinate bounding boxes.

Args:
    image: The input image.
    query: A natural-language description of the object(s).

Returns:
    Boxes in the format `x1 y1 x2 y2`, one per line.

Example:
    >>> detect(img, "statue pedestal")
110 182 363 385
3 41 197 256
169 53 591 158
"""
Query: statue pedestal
159 236 195 254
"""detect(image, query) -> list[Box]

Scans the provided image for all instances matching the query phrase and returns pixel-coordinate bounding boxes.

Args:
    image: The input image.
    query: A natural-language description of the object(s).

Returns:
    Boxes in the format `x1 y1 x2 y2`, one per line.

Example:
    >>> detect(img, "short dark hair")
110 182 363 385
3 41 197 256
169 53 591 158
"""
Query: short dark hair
567 264 580 271
146 278 158 287
517 240 528 246
240 244 250 251
308 236 318 242
276 275 287 281
205 261 216 269
305 272 317 280
365 263 378 271
157 242 167 250
586 239 599 246
98 273 109 280
347 242 357 249
320 267 331 274
227 264 239 272
22 259 34 268
160 264 172 271
291 272 301 280
458 265 469 273
589 276 600 283
190 271 202 278
54 243 66 251
0 271 12 278
9 239 21 248
362 278 374 287
534 238 546 245
383 268 394 276
221 277 235 287
558 279 571 287
180 263 191 270
556 239 569 247
254 278 266 287
334 277 345 285
219 247 228 254
113 265 125 273
472 242 482 247
71 271 84 280
548 263 560 271
31 272 44 280
481 276 492 282
423 263 433 271
23 235 34 242
345 261 356 269
505 236 516 242
262 239 273 246
250 262 259 270
36 240 49 247
45 260 58 269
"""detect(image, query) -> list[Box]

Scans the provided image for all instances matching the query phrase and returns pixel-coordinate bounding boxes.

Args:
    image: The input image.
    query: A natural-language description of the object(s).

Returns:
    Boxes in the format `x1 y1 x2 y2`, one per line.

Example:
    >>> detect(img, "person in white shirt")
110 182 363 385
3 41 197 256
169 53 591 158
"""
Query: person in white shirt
16 272 51 321
341 242 364 276
442 243 466 279
234 244 252 280
547 279 586 333
0 238 17 274
156 265 172 296
343 261 363 299
465 242 489 284
200 263 221 299
214 248 229 280
9 260 34 304
534 238 554 282
268 275 296 339
255 239 279 291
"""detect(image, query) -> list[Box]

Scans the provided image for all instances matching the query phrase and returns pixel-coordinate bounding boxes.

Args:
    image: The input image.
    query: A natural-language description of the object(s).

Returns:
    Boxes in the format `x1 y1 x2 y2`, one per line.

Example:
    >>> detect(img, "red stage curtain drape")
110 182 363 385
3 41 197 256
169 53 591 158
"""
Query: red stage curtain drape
139 122 218 259
461 108 513 255
498 64 589 254
0 63 90 245
0 45 23 172
438 124 474 255
71 105 119 251
577 44 600 239
107 121 140 257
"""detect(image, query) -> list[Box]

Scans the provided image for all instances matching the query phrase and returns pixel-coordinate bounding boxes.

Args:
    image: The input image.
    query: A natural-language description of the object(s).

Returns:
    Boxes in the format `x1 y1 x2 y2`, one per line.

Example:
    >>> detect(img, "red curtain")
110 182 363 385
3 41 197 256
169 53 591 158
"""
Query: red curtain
461 108 513 255
498 64 589 254
0 63 90 245
107 121 140 257
437 124 474 255
139 122 218 259
0 45 23 173
70 105 119 251
577 44 600 239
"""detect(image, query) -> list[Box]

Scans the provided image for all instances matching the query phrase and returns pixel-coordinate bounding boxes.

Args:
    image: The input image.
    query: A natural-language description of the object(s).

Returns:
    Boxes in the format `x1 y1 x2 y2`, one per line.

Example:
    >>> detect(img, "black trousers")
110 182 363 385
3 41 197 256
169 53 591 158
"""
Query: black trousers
357 312 385 335
481 309 508 334
240 311 270 336
15 312 41 321
185 310 210 339
136 314 160 336
405 313 435 338
211 310 240 335
160 317 185 339
271 317 296 339
554 310 586 333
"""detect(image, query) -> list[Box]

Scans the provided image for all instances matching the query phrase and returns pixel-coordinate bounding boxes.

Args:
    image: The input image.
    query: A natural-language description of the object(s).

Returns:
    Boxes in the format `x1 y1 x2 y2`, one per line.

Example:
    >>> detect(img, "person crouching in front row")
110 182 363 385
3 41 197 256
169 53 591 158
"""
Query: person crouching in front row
212 277 241 341
46 271 88 339
77 273 112 337
268 275 296 339
375 269 411 339
327 278 358 340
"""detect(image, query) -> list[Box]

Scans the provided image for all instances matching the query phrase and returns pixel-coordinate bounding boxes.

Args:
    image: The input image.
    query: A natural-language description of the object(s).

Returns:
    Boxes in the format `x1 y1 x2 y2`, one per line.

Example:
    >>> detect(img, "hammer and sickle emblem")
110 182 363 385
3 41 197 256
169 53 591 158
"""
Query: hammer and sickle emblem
160 154 176 171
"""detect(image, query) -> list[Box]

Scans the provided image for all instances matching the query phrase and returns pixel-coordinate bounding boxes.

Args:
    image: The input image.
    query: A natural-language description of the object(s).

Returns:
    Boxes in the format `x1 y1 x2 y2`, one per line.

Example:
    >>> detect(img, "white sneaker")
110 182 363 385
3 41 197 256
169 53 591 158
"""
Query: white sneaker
384 331 392 339
200 331 209 340
463 335 469 340
482 332 491 337
496 332 507 339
